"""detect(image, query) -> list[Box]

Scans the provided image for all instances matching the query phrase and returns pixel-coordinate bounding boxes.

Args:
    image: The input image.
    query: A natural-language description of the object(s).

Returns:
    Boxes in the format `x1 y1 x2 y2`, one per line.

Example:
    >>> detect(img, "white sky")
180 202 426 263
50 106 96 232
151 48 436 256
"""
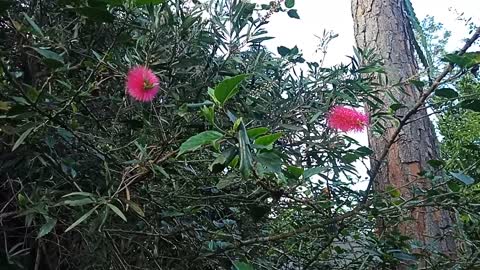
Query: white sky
256 0 480 188
262 0 480 66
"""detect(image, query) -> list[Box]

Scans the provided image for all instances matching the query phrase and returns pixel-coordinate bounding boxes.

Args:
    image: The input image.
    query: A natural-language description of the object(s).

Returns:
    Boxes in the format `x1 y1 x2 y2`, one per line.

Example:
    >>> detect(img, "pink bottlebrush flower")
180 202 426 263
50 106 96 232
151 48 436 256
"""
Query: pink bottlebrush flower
326 106 369 132
126 66 160 102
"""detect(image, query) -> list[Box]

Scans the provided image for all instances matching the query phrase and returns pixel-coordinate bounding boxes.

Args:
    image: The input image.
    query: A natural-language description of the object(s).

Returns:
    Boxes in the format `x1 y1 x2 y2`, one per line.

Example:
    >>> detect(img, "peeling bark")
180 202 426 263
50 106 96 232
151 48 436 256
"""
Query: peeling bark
351 0 456 264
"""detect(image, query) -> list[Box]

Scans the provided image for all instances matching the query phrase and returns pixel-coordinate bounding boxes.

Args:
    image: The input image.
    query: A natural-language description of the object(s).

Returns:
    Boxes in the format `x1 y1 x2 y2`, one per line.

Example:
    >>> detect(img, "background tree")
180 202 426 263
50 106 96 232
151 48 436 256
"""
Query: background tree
351 0 459 265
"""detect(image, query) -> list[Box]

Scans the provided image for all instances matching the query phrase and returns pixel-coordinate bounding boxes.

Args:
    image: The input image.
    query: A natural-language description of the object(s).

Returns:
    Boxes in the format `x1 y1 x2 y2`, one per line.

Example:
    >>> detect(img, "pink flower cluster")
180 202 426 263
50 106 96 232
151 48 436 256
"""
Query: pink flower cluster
326 106 369 132
125 66 159 102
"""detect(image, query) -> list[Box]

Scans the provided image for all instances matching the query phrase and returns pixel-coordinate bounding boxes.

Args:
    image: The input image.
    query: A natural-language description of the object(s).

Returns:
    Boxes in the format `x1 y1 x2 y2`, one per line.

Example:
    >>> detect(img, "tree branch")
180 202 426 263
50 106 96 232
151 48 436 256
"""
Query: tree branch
363 26 480 202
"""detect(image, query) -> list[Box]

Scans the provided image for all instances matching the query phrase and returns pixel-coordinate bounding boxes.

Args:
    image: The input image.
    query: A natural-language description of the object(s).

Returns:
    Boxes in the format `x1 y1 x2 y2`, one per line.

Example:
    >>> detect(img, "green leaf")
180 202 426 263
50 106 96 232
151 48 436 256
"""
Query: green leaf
213 74 248 106
254 132 282 150
209 147 238 173
435 88 458 98
127 201 145 217
342 153 360 163
201 105 215 125
63 198 95 207
207 87 218 104
287 9 300 19
37 217 56 238
232 261 254 270
12 126 34 151
62 192 95 198
107 203 127 222
178 131 223 156
17 194 27 207
386 186 401 198
409 80 425 88
286 166 304 179
0 101 11 111
356 146 373 157
447 180 461 192
427 159 445 168
257 151 282 174
65 207 97 232
443 52 480 68
391 251 417 262
26 87 39 103
233 117 243 131
450 172 475 185
74 7 114 23
285 0 295 8
389 103 405 112
31 47 64 68
22 13 44 37
246 127 269 139
277 46 290 57
134 0 165 5
459 99 480 112
238 122 253 179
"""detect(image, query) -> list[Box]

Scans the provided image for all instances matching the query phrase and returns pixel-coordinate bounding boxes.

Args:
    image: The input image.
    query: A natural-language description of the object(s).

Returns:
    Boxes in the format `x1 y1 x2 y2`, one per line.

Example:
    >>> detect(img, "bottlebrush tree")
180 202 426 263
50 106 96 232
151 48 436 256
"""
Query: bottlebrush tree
0 0 479 269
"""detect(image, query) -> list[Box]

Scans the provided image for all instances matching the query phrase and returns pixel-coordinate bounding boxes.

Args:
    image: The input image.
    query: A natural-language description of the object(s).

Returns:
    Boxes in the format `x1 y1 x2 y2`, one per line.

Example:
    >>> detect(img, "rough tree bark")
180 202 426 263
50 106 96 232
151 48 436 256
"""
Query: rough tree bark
351 0 456 264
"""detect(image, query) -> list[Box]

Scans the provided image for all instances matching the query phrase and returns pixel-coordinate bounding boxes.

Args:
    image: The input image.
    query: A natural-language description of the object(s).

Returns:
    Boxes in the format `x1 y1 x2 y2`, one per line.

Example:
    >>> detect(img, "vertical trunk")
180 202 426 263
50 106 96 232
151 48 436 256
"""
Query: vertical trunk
351 0 456 264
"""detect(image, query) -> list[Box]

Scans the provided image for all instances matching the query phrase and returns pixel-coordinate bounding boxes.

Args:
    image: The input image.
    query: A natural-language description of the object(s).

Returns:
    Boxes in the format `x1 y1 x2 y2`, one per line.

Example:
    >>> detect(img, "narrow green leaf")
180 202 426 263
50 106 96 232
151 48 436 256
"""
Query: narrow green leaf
178 131 223 156
63 198 95 207
127 201 145 217
246 127 269 139
356 146 373 157
201 105 215 124
208 87 218 104
447 180 461 192
459 99 480 112
254 132 282 150
214 74 248 106
12 126 34 151
342 153 360 163
37 217 56 238
107 203 127 222
450 172 475 185
435 88 458 98
134 0 165 5
238 122 253 179
443 52 480 68
233 261 254 270
287 166 304 179
22 12 44 37
427 159 445 168
62 192 95 198
65 207 96 232
31 47 64 67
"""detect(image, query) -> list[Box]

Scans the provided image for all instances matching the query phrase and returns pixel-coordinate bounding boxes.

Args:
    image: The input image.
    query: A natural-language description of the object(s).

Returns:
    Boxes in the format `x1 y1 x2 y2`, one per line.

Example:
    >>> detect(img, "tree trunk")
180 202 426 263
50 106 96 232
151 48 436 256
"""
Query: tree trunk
351 0 456 265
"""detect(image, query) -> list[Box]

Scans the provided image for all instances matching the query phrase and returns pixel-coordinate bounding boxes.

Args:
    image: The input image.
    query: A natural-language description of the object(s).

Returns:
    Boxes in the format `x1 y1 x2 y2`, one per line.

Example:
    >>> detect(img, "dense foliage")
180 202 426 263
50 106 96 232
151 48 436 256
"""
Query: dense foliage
0 1 479 269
